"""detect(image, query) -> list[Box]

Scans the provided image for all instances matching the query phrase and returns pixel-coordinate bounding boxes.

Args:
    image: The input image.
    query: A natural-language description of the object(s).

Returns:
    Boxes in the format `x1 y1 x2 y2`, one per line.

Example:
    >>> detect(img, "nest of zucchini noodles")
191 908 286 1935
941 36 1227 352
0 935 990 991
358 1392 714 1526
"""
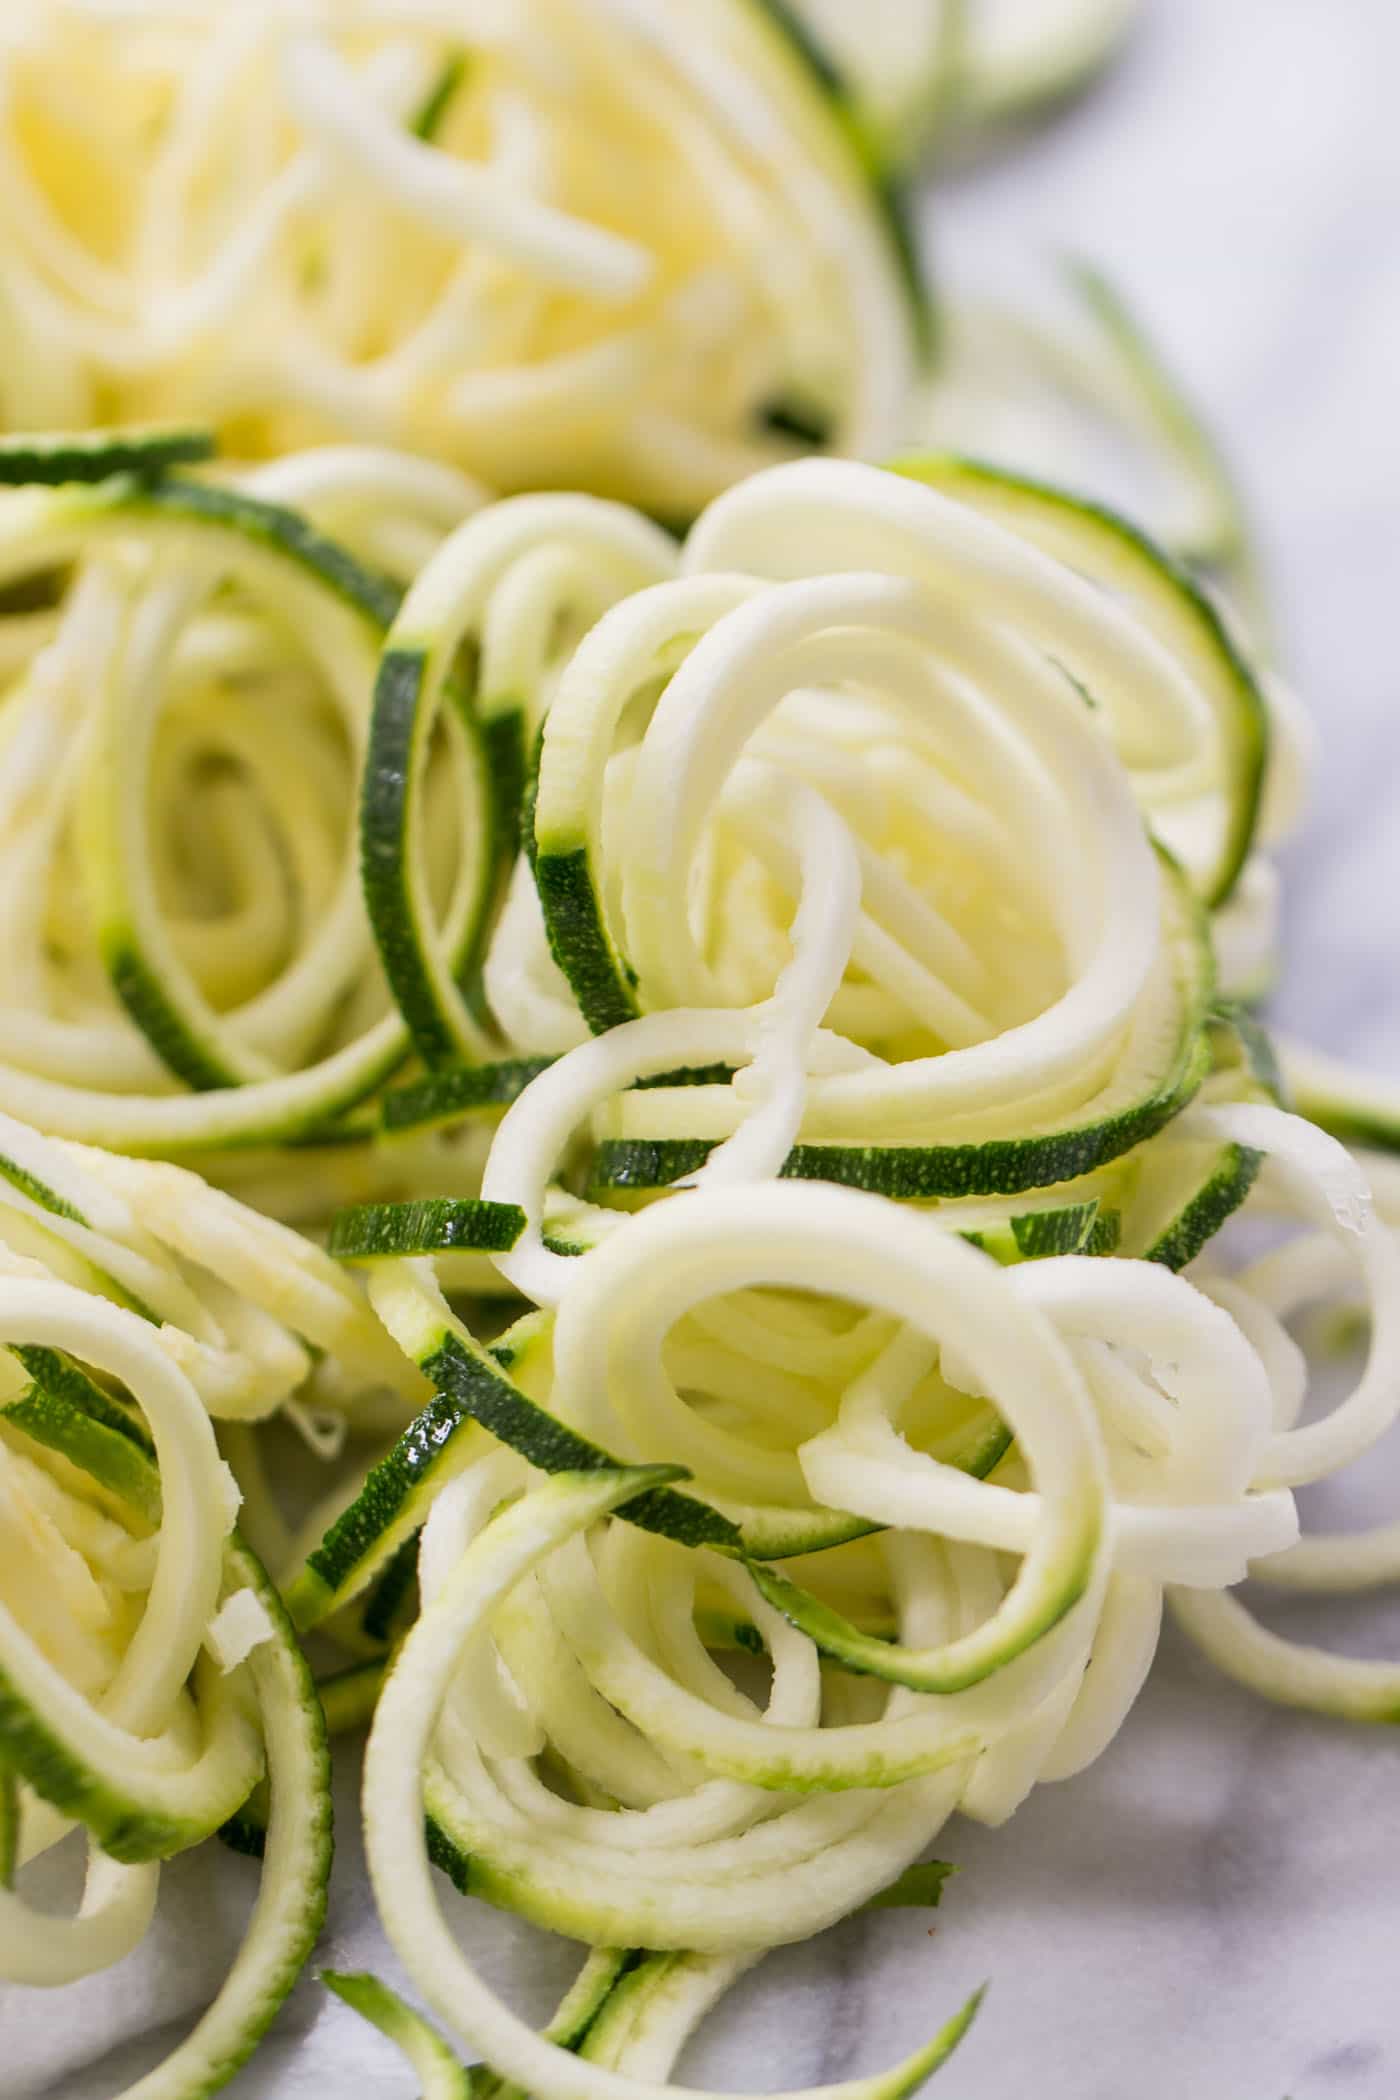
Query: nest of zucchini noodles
2 0 1252 605
0 0 932 514
2 429 1397 2100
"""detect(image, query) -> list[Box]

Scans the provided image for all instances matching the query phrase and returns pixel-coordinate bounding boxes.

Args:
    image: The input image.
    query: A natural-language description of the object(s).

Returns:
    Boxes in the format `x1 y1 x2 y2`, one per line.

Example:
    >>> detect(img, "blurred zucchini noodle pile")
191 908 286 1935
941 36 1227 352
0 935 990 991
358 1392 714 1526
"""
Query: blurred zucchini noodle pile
3 7 1400 2100
0 0 1234 566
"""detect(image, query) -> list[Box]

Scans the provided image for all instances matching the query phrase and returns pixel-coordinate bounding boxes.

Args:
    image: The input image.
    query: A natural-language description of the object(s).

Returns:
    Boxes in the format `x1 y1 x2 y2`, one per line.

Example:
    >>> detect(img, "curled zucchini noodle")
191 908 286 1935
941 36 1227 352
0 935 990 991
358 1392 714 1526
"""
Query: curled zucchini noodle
345 1144 1384 2092
0 411 1391 2100
1168 1110 1400 1722
944 0 1143 143
787 0 960 169
0 1107 419 1425
909 259 1255 590
0 452 449 1156
0 0 919 513
0 1102 466 2085
786 0 1142 167
496 455 1248 1267
320 458 1398 2089
0 1185 332 2089
0 454 674 1179
337 1122 1399 2093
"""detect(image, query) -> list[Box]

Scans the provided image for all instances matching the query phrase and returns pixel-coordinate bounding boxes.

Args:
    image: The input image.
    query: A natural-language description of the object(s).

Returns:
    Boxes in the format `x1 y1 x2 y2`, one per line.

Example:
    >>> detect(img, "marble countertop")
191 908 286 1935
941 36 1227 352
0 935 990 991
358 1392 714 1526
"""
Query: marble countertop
16 4 1400 2096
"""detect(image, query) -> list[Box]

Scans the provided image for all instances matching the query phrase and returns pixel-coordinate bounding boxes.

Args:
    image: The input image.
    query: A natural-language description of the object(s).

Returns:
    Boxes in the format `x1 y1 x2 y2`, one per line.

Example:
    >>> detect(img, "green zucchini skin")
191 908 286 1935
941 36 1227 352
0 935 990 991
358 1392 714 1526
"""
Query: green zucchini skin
0 427 216 485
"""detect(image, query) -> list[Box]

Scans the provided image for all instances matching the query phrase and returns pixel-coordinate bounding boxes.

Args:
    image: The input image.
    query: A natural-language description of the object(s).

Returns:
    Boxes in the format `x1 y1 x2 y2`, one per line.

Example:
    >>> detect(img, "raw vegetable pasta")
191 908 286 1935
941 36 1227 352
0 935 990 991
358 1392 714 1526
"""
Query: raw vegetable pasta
0 0 924 515
0 1110 346 2091
10 2 1389 2093
788 0 1143 166
0 0 1206 564
3 410 1396 2100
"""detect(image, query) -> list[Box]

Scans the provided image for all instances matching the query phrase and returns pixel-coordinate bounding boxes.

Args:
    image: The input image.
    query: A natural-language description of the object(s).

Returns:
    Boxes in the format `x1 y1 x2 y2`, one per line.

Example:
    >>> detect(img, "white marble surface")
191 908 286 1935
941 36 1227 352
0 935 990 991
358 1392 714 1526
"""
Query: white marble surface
12 3 1400 2094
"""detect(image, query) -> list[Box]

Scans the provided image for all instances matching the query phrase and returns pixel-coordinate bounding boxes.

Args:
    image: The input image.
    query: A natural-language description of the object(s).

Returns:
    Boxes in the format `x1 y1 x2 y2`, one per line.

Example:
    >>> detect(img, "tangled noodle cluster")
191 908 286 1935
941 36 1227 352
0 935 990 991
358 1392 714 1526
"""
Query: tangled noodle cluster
0 1 923 512
2 432 1394 2099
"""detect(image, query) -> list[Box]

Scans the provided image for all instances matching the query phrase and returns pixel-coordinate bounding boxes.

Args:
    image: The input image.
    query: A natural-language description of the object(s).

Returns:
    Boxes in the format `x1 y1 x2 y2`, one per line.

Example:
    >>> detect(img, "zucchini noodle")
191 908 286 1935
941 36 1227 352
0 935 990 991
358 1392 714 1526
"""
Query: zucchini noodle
0 454 690 1194
0 384 1390 2100
496 456 1252 1258
787 0 1142 168
0 0 921 513
0 1267 330 2094
0 459 442 1158
1165 1110 1400 1721
910 260 1255 584
941 0 1142 147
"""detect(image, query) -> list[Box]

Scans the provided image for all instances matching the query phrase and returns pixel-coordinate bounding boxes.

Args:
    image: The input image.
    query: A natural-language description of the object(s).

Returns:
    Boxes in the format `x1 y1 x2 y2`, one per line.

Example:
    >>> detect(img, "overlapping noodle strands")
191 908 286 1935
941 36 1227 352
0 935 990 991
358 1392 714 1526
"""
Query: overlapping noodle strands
0 447 698 1210
497 455 1230 1246
337 1155 1348 2090
0 0 1394 2092
0 1095 427 1787
361 1463 990 2100
364 490 679 1072
0 0 921 515
0 430 1350 2095
1167 1107 1400 1722
336 1075 1400 2086
0 413 1385 2095
356 1175 1298 1725
906 260 1254 583
683 456 1269 902
0 451 463 1160
0 1102 427 1576
0 1207 331 2094
304 441 1400 2092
